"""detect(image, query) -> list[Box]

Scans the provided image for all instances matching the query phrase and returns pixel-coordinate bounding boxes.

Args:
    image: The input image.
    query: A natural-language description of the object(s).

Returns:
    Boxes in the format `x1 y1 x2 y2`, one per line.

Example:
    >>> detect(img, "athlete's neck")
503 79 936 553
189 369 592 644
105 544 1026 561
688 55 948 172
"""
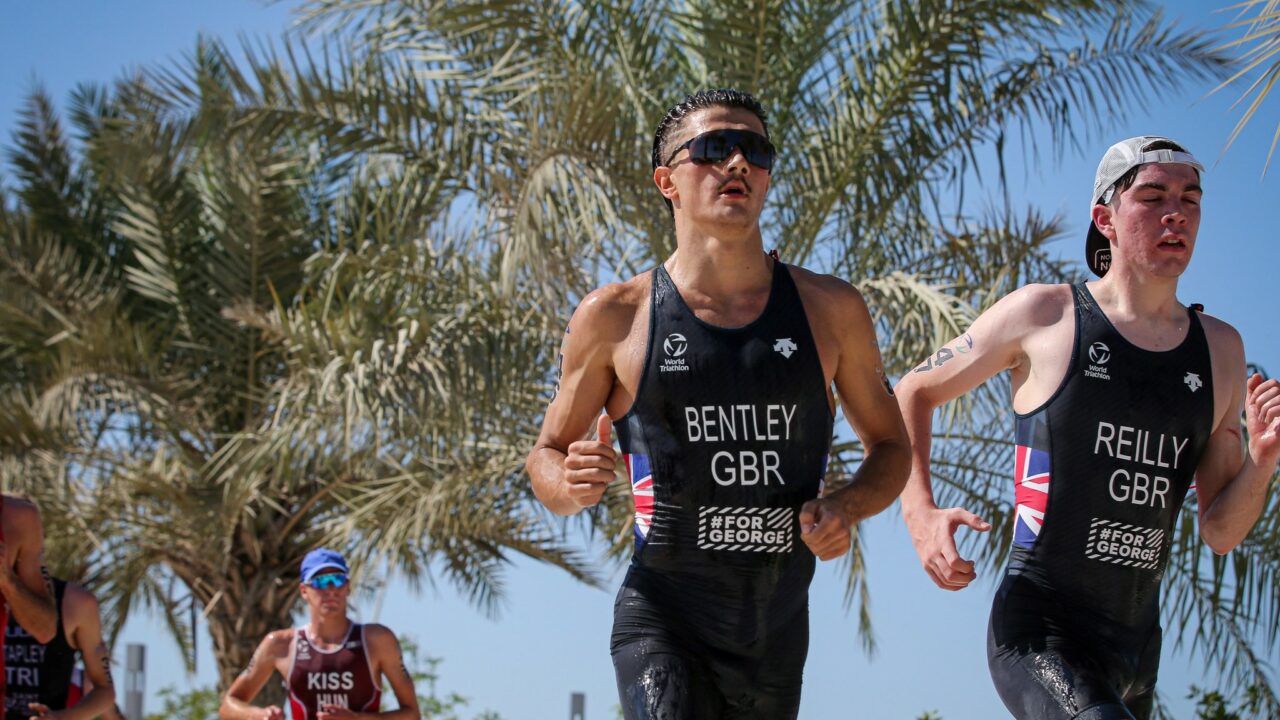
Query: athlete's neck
1087 271 1187 344
307 615 353 647
664 227 772 301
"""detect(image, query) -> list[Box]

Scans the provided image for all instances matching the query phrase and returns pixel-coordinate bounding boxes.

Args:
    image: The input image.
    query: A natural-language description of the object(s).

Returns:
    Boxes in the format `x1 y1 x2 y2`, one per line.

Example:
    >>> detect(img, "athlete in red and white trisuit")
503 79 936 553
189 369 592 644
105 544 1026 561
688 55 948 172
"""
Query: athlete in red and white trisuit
218 549 419 720
0 496 58 709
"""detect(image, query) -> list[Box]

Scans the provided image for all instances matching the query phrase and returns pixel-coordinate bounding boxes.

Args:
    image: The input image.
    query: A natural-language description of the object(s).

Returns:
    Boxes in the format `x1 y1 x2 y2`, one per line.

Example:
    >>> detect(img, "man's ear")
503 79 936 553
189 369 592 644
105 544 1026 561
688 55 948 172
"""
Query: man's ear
1091 202 1117 241
654 165 679 203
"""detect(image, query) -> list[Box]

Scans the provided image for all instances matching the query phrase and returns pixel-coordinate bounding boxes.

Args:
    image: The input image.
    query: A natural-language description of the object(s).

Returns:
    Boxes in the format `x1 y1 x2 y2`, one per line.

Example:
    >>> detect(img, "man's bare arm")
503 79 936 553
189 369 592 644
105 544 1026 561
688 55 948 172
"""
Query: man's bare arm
54 584 116 720
2 499 56 642
354 625 420 720
1193 323 1280 553
218 632 290 720
894 286 1059 589
526 285 634 515
787 276 907 561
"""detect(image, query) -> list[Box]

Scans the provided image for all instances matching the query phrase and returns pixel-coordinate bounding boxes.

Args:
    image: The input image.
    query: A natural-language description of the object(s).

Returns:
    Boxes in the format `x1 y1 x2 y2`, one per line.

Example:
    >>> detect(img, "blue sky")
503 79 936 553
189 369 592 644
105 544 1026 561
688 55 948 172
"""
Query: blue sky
2 2 1277 719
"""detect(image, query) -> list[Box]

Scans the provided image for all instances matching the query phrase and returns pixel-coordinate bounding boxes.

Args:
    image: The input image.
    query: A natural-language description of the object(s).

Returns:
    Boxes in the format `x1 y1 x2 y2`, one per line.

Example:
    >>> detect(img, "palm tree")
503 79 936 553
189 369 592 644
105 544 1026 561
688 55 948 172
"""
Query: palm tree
283 0 1273 708
5 0 1273 709
0 51 596 695
1212 0 1280 171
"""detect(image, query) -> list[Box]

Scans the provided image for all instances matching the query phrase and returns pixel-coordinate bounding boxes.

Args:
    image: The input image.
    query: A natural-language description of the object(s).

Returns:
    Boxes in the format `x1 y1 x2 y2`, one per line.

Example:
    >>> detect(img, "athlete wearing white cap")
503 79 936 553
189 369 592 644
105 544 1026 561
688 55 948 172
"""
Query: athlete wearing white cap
896 136 1280 719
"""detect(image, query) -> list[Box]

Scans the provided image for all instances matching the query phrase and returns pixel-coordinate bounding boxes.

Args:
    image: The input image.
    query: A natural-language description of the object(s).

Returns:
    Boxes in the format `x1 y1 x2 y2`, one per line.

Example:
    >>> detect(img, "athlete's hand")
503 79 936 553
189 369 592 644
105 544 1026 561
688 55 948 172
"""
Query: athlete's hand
26 704 64 720
904 505 990 591
799 499 851 561
562 413 618 509
250 707 285 720
1245 373 1280 468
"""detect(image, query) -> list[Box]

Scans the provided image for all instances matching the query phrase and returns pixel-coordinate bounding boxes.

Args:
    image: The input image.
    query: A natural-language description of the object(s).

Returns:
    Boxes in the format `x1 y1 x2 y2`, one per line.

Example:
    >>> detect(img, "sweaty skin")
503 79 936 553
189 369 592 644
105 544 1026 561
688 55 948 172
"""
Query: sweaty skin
527 102 910 718
527 105 910 553
895 161 1280 719
219 576 420 720
0 498 57 645
9 579 117 720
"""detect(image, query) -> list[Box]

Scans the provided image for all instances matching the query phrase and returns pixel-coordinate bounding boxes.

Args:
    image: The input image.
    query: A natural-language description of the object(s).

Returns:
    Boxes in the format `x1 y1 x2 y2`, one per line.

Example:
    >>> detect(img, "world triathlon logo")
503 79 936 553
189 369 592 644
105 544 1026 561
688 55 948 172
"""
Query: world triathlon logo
1085 341 1112 381
663 333 688 357
660 333 690 373
1088 341 1111 365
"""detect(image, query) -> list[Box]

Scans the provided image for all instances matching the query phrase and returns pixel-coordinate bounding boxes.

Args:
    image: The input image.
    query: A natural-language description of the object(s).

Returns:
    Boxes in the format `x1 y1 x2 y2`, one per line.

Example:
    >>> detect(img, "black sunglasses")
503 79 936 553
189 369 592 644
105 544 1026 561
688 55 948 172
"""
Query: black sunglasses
665 129 776 172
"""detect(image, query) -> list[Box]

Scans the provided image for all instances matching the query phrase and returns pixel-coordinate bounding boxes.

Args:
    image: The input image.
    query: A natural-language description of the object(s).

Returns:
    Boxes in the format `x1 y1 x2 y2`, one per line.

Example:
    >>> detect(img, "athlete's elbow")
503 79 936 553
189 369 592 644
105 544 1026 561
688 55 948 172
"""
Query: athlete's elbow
541 492 582 517
1205 538 1236 556
1199 523 1241 556
528 475 565 514
87 686 117 712
894 384 941 432
528 466 574 516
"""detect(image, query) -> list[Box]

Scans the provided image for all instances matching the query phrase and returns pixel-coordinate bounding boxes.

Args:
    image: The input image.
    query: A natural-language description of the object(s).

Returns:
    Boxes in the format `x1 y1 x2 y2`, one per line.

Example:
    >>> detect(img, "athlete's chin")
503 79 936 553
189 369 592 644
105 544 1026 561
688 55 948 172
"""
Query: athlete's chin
1148 260 1192 278
1132 255 1192 278
696 208 761 231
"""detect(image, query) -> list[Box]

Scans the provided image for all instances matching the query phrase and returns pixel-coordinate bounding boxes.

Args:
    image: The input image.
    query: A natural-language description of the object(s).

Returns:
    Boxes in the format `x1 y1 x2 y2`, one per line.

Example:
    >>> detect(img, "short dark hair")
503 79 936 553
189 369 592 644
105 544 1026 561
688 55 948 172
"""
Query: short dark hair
651 89 770 215
1107 139 1195 206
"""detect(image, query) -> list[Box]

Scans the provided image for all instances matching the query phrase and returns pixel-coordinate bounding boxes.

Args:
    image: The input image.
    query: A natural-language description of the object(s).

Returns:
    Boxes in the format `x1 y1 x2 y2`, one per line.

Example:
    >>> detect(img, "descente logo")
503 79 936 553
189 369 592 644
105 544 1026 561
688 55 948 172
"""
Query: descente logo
773 338 798 359
1084 341 1112 381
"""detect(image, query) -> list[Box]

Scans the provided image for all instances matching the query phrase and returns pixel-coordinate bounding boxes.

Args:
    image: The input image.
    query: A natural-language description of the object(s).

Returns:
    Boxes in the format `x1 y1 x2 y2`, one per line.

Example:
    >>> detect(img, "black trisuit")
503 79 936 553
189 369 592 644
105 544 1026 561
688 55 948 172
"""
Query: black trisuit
610 263 833 719
989 283 1213 719
5 579 82 720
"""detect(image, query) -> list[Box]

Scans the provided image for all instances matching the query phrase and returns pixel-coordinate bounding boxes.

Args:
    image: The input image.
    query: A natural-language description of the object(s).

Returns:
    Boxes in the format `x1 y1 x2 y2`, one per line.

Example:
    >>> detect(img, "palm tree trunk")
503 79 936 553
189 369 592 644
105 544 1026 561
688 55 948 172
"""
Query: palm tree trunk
186 562 301 705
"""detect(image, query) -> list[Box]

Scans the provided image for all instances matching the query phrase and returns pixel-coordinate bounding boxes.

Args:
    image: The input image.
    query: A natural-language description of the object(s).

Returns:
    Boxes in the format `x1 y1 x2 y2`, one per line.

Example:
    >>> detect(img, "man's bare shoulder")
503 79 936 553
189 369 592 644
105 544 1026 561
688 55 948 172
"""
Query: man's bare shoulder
788 265 858 295
62 582 101 622
568 273 650 340
1195 309 1245 365
787 265 866 316
578 274 649 316
983 283 1073 328
260 628 296 656
361 623 400 650
361 622 394 638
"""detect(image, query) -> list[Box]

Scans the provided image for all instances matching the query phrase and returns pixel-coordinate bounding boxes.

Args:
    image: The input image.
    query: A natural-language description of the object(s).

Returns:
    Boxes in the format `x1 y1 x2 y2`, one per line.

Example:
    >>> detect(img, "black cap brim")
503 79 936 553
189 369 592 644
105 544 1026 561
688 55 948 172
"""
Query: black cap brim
1086 222 1110 277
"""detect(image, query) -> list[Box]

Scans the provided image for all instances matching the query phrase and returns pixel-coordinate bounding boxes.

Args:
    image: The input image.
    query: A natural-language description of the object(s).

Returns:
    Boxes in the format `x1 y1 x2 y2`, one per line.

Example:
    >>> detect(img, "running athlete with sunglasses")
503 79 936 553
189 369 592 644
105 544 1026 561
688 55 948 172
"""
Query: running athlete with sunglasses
527 88 910 719
218 549 420 720
895 137 1280 719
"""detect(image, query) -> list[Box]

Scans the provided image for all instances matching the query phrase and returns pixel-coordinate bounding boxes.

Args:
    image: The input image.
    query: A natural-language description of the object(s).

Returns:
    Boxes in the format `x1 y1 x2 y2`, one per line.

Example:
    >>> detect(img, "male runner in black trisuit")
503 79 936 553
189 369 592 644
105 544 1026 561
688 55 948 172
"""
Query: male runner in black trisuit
8 577 116 720
526 88 911 719
895 136 1280 719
